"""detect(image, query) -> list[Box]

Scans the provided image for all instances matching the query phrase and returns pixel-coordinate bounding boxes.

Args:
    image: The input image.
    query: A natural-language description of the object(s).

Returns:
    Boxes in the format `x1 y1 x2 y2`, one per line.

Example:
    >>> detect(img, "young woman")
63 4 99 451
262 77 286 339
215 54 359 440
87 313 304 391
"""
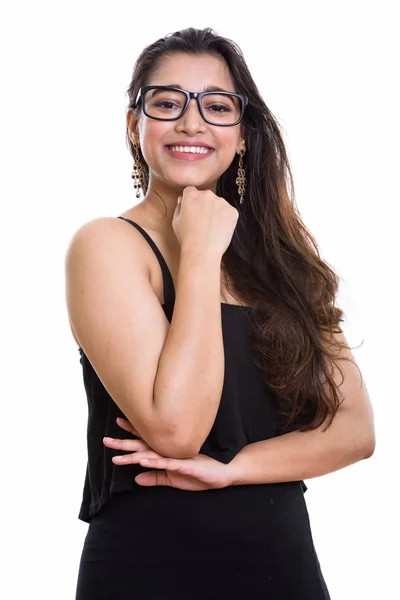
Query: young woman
66 27 375 599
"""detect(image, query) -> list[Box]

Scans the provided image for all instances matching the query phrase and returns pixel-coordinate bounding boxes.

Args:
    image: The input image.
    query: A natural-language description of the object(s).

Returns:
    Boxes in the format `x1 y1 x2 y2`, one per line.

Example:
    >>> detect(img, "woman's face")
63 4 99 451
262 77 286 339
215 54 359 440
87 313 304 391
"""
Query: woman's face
127 53 246 194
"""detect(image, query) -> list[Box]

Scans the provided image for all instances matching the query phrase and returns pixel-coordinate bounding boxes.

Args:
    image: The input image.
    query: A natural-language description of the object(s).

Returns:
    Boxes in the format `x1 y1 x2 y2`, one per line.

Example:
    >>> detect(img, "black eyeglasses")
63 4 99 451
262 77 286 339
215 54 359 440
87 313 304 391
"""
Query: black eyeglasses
134 86 248 127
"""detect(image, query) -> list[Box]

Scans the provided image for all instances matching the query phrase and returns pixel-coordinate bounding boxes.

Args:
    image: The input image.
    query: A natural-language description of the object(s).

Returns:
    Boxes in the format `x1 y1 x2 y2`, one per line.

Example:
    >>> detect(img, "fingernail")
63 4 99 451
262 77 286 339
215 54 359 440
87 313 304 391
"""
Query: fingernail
103 437 114 442
114 456 124 461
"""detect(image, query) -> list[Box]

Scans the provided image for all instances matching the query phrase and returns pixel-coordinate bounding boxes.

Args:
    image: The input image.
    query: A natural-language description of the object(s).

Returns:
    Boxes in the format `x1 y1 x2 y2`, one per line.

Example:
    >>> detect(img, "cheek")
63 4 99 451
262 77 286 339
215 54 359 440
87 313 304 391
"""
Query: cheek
139 124 173 165
216 136 240 168
215 131 240 155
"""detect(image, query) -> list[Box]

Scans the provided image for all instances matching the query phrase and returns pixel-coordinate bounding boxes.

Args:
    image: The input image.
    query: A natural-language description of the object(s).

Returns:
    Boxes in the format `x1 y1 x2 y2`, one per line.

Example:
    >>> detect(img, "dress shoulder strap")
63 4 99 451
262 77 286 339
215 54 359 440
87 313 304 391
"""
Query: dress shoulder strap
117 216 175 304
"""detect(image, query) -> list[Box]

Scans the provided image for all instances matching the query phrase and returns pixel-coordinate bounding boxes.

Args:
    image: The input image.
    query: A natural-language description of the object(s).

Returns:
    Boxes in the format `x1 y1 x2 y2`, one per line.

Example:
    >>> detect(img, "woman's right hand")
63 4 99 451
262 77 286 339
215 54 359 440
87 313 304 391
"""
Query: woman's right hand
172 186 239 258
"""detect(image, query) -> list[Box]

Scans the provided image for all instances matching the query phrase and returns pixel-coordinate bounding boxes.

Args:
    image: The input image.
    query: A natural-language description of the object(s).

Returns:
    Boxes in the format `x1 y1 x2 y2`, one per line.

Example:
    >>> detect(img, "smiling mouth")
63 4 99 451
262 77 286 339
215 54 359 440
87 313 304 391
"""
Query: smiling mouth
166 145 214 154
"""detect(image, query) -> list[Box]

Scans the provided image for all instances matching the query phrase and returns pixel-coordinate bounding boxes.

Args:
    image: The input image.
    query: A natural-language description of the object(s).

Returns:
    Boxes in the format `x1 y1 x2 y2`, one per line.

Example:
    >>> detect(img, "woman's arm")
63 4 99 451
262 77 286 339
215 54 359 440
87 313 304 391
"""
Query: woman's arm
227 331 375 485
66 218 225 459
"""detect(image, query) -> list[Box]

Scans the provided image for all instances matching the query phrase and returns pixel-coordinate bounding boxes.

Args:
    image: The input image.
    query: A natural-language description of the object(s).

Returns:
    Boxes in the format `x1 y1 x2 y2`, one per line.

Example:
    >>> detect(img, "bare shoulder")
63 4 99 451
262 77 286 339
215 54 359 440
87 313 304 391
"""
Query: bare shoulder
64 215 167 349
65 215 153 270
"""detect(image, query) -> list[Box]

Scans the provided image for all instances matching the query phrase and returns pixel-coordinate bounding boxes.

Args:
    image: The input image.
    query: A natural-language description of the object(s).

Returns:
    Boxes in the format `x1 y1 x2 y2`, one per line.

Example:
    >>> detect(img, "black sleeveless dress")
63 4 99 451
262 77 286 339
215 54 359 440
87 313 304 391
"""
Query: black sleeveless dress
75 216 331 599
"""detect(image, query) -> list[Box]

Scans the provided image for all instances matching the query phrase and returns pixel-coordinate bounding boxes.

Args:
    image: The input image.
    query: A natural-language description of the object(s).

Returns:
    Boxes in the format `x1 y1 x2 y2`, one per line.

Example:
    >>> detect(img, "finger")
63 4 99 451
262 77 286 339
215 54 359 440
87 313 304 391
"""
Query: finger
183 185 197 193
135 470 171 487
116 417 139 435
103 437 149 452
116 417 133 430
138 457 193 475
112 449 165 465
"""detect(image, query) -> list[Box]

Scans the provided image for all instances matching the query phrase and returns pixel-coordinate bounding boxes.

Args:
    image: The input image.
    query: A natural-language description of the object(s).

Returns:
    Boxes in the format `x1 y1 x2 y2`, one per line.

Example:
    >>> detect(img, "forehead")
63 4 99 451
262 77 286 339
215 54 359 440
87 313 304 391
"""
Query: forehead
148 53 236 93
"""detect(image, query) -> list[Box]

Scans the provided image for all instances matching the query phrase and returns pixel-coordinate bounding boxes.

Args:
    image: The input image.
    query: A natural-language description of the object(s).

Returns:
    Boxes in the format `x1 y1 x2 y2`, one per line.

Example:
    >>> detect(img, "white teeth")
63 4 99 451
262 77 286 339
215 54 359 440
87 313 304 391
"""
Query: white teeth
169 145 212 154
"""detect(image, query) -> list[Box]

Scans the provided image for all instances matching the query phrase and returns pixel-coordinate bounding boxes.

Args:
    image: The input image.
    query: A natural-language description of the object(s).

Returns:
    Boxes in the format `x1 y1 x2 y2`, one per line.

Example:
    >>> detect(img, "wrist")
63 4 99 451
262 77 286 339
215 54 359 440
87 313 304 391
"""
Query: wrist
180 246 222 265
225 456 240 487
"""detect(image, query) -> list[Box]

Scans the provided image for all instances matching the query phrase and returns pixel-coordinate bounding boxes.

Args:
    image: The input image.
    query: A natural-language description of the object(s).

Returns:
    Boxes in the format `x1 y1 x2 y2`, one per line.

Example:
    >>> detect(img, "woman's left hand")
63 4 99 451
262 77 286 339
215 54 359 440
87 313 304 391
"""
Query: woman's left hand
103 417 231 491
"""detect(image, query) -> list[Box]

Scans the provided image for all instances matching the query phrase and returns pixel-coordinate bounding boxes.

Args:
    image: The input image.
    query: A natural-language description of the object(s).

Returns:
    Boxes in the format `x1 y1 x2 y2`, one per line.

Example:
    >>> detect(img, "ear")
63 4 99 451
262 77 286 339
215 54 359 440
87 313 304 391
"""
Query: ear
126 109 140 146
236 123 247 154
236 136 246 155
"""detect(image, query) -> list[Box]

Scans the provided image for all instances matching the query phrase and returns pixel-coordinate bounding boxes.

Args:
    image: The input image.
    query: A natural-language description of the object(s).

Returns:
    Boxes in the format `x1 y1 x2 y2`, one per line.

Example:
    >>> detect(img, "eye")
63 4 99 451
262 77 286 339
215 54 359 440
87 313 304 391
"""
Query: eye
155 101 177 110
207 104 231 113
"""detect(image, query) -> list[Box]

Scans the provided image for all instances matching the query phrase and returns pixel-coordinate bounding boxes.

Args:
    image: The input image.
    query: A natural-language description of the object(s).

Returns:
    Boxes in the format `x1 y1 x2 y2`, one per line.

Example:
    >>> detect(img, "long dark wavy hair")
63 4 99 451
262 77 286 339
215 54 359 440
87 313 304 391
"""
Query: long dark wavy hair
125 27 361 433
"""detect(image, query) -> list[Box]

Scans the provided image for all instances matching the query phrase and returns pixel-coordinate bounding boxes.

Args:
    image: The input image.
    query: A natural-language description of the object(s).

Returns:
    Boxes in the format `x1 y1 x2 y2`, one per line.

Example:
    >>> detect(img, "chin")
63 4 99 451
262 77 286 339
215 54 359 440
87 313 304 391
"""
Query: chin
169 174 215 190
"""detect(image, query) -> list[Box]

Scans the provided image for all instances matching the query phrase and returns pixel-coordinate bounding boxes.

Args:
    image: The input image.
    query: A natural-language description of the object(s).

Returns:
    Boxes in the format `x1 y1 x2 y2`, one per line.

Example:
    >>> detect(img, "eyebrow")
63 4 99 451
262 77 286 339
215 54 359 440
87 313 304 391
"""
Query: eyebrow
158 84 237 94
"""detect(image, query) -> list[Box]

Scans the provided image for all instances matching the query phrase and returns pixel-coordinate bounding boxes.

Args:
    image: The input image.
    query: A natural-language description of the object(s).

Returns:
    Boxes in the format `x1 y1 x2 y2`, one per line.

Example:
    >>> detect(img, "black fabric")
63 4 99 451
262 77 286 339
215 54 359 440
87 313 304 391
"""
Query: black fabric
75 216 330 599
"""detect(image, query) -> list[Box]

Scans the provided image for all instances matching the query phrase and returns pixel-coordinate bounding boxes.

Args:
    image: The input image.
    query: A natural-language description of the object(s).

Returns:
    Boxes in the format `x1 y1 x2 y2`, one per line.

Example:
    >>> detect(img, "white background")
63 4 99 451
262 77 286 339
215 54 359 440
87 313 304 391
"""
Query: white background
1 1 398 598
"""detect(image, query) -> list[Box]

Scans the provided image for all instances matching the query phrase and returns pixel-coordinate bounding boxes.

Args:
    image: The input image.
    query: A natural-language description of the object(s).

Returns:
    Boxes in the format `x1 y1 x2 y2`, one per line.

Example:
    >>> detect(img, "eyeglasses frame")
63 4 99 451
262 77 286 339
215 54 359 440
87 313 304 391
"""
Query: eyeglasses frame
134 85 248 127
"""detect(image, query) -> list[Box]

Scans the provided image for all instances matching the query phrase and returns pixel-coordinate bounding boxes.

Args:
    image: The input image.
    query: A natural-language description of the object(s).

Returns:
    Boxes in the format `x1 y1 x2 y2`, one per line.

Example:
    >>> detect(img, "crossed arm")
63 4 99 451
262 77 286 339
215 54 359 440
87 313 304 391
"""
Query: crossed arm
229 405 374 486
229 330 375 485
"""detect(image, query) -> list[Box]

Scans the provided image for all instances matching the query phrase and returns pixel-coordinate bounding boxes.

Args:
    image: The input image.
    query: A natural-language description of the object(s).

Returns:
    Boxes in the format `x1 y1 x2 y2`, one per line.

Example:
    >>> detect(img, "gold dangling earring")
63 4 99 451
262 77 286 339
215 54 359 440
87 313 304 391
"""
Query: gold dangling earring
131 143 144 199
236 148 247 205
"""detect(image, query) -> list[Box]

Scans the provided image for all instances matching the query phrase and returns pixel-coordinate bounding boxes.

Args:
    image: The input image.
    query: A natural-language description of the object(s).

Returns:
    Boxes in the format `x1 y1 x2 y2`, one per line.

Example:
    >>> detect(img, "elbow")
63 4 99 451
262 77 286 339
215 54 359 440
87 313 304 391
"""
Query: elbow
165 433 201 458
169 430 204 458
362 415 376 459
147 411 203 459
168 444 199 459
136 413 199 458
357 425 376 460
361 434 376 459
349 407 376 461
148 432 200 459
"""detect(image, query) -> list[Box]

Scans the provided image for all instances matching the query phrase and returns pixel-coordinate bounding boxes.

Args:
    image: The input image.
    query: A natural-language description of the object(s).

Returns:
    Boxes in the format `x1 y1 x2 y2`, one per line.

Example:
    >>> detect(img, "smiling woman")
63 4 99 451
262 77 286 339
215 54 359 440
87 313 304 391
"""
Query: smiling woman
67 26 374 600
125 53 247 196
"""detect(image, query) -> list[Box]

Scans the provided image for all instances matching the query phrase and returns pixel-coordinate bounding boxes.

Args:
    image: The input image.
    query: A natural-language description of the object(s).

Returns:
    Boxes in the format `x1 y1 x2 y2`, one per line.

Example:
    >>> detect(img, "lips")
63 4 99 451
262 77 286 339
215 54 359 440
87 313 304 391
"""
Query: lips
164 145 214 161
167 141 214 150
165 143 214 150
167 145 213 154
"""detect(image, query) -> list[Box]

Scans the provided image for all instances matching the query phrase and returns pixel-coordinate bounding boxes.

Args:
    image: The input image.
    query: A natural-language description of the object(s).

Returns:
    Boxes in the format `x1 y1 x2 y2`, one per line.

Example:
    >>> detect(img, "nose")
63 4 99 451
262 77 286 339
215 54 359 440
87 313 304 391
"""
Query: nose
175 98 206 134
